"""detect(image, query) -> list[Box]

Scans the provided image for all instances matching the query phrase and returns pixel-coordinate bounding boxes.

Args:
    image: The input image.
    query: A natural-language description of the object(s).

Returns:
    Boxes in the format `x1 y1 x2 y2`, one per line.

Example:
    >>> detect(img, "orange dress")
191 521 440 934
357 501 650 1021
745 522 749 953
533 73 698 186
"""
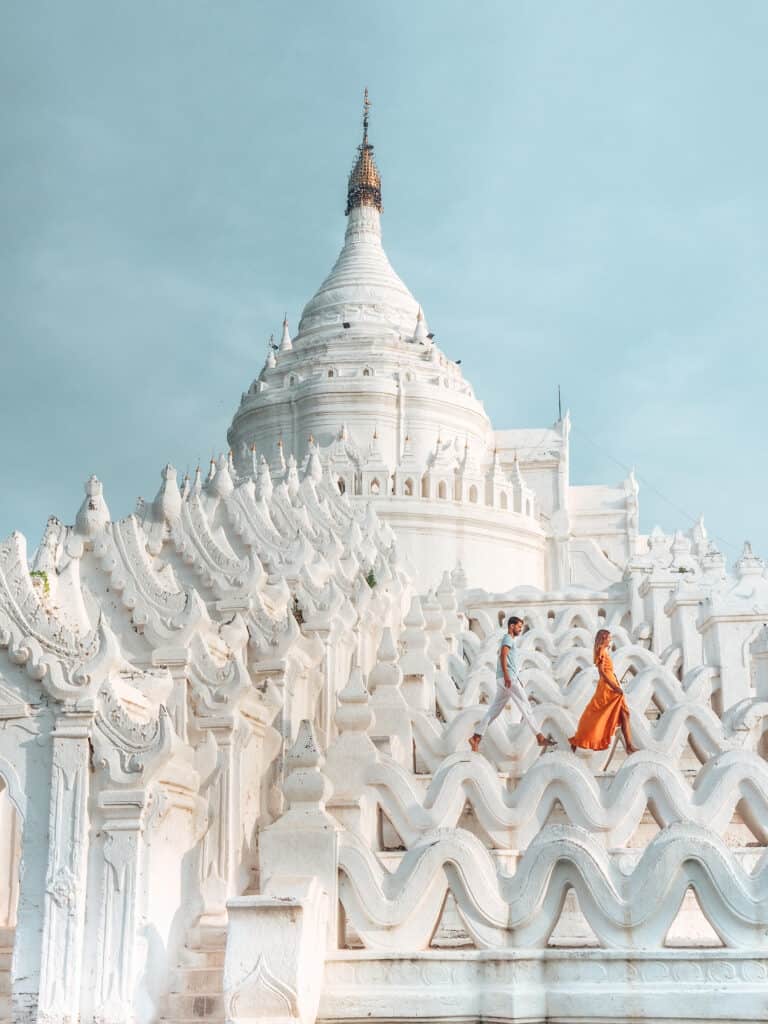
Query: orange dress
569 649 628 751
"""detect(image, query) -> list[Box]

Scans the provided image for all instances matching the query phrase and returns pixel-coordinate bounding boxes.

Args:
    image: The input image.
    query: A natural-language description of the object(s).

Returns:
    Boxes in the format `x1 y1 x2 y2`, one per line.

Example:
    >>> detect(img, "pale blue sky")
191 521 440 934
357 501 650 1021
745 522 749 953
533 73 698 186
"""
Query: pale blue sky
1 2 766 561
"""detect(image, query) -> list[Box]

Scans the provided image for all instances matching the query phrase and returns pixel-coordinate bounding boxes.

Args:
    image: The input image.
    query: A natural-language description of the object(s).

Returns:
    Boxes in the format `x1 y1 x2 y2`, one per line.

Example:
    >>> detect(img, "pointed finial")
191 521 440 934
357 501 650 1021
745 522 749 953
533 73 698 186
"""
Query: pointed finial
413 305 428 344
346 89 382 216
363 87 371 141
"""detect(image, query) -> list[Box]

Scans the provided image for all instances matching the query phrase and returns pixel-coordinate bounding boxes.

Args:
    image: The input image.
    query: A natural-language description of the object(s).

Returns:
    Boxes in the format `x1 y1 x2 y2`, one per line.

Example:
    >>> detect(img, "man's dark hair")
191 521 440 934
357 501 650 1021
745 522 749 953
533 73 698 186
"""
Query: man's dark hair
508 615 524 628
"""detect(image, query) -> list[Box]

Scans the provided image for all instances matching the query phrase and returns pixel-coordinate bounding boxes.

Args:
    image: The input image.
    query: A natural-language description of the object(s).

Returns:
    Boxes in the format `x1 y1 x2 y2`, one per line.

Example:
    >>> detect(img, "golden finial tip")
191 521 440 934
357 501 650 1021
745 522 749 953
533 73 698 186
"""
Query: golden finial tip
346 88 382 216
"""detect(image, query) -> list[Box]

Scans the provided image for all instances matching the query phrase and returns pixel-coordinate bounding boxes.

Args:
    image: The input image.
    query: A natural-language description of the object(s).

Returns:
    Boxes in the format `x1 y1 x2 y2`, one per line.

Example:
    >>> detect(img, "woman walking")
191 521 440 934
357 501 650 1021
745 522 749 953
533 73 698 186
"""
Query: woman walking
570 629 638 754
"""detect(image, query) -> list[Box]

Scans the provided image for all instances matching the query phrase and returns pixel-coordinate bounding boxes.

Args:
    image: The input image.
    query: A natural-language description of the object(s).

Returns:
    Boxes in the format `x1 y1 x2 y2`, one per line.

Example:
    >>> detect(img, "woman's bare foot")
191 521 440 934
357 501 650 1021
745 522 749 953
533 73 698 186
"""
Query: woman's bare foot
625 744 639 755
469 733 481 753
536 733 555 747
570 743 577 753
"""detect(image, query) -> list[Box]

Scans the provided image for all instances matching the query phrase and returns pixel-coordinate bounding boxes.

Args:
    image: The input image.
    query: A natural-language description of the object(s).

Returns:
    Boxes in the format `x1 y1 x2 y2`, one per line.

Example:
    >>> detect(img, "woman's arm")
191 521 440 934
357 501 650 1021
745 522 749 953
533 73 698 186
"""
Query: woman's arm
598 651 624 694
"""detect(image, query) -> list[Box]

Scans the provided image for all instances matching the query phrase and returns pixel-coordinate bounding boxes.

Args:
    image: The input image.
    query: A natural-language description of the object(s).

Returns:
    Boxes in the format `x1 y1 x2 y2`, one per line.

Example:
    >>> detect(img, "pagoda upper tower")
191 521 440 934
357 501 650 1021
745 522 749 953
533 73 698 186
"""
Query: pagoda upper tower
226 93 567 591
229 91 494 471
295 90 425 342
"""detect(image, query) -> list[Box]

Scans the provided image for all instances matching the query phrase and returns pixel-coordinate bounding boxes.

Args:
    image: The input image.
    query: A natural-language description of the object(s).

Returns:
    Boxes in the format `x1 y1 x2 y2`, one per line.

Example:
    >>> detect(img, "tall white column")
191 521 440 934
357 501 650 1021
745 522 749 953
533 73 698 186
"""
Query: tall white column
37 712 92 1024
92 790 148 1024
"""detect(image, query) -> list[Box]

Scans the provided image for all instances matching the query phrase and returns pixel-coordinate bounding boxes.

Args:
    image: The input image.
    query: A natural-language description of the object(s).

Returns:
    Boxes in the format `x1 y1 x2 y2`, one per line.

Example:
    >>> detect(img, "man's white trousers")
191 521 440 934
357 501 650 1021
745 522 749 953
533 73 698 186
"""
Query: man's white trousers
476 677 540 738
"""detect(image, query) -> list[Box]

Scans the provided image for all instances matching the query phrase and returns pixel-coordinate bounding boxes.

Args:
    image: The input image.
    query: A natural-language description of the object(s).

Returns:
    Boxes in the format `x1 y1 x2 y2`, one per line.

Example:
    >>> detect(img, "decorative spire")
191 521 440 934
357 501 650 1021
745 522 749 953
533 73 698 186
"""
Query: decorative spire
266 333 276 368
345 88 382 216
76 475 110 536
255 455 273 502
152 464 181 523
413 306 428 344
279 313 292 353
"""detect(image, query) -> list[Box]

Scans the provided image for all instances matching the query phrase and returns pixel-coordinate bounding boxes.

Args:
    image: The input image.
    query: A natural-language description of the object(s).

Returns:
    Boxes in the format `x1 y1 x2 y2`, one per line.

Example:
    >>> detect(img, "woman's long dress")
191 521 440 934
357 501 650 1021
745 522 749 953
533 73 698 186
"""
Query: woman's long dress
569 649 628 751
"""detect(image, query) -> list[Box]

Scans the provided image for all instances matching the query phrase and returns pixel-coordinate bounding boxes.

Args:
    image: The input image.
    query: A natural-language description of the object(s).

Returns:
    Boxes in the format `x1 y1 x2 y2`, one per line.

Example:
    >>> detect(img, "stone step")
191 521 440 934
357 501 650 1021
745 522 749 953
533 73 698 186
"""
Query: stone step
166 992 225 1019
0 994 9 1024
0 974 8 996
171 965 223 994
184 925 226 949
178 946 225 968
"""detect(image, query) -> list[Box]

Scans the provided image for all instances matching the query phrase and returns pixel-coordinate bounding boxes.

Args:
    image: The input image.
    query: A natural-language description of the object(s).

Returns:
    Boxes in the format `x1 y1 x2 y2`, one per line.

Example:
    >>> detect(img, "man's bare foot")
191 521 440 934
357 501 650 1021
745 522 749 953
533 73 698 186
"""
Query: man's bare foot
536 733 555 747
469 734 481 753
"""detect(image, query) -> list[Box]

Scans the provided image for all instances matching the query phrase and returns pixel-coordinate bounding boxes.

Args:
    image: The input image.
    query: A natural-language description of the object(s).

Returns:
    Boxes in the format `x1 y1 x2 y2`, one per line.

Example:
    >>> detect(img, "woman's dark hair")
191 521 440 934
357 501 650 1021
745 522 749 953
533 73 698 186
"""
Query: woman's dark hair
508 616 524 627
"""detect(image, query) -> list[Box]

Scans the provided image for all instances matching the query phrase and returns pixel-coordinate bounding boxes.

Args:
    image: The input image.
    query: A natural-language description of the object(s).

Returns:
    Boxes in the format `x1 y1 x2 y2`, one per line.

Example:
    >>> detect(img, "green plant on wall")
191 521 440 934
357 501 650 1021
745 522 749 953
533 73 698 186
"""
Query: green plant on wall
30 570 50 596
365 568 377 589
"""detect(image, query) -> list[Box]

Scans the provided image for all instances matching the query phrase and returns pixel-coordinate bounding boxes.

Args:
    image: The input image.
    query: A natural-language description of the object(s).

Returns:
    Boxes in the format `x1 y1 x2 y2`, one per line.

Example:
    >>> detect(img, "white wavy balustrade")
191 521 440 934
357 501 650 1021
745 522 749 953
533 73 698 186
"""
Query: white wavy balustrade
338 823 768 950
366 749 768 847
406 696 768 776
422 622 768 775
437 658 717 723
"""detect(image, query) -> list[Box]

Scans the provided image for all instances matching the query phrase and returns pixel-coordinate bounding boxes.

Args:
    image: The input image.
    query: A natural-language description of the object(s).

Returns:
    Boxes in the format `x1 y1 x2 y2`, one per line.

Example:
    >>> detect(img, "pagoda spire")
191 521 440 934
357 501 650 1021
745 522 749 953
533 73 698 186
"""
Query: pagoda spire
279 313 292 352
345 88 382 216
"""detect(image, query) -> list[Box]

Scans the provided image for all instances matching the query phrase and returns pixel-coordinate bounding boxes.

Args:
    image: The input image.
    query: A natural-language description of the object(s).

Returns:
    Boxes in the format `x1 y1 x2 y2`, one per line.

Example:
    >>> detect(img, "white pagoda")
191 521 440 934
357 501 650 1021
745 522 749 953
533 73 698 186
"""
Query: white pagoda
228 90 636 594
0 95 766 1024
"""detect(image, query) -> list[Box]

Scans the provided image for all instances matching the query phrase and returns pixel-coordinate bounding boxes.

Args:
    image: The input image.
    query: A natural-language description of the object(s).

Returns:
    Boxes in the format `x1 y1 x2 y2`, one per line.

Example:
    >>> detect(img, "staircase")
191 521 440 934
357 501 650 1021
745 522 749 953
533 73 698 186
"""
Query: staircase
161 599 768 1022
161 924 225 1024
0 928 13 1024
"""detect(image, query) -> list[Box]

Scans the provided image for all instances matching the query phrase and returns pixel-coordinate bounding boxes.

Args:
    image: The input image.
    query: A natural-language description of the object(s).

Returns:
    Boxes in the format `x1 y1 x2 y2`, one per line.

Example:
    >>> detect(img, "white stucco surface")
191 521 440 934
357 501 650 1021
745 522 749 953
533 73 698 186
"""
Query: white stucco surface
1 106 766 1024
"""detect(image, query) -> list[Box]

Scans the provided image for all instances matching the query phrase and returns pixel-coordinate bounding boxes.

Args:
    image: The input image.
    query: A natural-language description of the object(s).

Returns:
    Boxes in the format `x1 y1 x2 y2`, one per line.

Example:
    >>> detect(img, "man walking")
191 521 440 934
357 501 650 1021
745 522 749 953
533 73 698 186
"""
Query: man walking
469 615 553 752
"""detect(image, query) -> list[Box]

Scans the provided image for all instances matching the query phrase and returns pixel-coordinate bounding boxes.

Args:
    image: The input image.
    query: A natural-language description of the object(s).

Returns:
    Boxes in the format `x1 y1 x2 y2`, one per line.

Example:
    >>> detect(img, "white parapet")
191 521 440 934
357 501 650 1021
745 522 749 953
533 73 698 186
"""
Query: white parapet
224 880 328 1024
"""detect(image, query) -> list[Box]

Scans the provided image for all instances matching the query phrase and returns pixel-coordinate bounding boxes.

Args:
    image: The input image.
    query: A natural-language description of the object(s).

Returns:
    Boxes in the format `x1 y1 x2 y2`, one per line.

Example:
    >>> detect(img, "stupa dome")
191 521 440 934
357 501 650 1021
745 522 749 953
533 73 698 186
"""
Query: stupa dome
297 90 424 342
